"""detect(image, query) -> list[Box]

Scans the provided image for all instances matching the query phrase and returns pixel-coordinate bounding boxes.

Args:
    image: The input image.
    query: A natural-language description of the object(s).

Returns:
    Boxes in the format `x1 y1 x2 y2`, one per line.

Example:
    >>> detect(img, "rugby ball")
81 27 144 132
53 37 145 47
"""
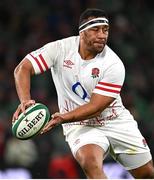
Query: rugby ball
12 103 50 140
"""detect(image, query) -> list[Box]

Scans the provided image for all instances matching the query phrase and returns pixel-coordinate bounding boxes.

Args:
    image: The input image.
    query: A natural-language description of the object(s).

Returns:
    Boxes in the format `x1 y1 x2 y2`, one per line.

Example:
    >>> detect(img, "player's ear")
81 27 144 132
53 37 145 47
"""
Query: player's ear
79 31 84 39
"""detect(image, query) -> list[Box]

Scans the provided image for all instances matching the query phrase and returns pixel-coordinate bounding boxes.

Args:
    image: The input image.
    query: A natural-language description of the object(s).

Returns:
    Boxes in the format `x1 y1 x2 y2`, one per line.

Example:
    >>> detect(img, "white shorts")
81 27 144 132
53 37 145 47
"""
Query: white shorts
63 110 152 170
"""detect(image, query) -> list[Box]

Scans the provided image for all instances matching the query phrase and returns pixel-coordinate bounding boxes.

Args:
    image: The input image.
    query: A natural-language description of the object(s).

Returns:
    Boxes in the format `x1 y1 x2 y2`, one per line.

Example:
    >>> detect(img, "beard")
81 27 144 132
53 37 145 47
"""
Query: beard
84 33 106 54
93 42 105 52
87 40 105 54
80 31 108 59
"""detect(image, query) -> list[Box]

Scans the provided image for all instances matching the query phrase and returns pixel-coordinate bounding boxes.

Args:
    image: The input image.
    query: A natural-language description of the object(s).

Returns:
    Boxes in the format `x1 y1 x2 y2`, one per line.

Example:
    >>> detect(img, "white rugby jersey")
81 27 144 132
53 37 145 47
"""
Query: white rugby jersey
26 36 126 129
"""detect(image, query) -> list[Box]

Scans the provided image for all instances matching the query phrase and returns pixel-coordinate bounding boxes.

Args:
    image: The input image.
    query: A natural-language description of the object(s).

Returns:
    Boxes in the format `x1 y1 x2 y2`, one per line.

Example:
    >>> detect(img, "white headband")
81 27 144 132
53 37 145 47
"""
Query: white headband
79 17 109 33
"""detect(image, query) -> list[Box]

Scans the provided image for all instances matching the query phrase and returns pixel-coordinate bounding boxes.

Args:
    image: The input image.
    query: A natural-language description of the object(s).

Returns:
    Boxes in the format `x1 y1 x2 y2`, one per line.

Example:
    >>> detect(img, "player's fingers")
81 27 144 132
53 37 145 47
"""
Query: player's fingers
21 100 36 114
40 114 63 134
51 112 60 118
40 122 53 134
24 100 35 107
20 104 26 114
40 126 53 134
40 119 58 134
12 100 35 122
12 106 22 122
12 113 17 122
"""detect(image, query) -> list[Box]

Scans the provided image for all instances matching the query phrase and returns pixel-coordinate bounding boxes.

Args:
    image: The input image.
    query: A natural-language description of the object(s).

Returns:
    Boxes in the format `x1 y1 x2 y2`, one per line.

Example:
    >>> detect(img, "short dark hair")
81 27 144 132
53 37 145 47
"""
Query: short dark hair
79 8 108 27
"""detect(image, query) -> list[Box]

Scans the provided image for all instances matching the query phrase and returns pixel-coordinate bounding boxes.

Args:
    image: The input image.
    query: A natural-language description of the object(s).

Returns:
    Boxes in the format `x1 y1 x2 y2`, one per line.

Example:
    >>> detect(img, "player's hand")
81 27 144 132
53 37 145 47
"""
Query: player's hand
12 100 35 122
41 112 63 134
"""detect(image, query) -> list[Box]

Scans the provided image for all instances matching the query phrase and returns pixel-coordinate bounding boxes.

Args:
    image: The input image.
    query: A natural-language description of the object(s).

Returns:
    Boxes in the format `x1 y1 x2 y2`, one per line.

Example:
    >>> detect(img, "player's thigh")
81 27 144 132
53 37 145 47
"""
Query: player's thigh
129 160 154 178
67 125 110 158
75 144 105 169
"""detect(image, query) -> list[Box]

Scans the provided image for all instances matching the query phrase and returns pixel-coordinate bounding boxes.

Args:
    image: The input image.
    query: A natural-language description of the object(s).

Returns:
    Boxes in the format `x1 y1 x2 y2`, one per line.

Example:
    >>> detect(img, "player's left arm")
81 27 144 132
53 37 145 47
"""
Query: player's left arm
59 93 115 121
41 93 114 134
41 61 125 134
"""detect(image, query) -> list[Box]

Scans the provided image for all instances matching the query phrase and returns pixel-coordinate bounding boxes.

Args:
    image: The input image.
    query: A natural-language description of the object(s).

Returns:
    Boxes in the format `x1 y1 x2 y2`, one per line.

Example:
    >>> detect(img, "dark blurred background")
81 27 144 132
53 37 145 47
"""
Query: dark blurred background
0 0 154 179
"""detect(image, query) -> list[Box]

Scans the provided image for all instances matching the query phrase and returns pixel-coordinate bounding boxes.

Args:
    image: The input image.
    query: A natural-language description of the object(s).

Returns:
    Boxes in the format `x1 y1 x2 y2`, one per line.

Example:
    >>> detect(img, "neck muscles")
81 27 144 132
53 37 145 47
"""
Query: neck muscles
79 44 97 60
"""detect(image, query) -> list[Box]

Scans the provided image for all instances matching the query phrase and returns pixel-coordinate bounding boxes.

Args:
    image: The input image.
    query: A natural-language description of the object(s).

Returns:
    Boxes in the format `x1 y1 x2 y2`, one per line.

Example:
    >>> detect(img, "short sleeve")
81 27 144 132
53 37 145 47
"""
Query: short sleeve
25 40 62 74
93 62 125 98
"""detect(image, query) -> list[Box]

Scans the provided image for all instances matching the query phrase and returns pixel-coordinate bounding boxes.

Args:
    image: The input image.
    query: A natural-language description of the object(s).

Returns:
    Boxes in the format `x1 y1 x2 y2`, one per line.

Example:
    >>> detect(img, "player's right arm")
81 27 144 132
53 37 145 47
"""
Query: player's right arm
13 58 35 121
13 39 64 122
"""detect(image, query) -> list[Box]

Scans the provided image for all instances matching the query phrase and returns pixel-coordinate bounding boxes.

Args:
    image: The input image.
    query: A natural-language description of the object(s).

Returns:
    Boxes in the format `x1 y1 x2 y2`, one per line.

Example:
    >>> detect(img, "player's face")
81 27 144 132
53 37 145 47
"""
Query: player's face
81 25 109 54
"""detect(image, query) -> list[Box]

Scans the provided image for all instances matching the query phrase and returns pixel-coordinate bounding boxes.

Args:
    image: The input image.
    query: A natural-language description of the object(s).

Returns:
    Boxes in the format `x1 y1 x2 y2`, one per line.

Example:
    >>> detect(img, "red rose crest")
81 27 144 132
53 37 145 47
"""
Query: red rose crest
91 68 100 78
